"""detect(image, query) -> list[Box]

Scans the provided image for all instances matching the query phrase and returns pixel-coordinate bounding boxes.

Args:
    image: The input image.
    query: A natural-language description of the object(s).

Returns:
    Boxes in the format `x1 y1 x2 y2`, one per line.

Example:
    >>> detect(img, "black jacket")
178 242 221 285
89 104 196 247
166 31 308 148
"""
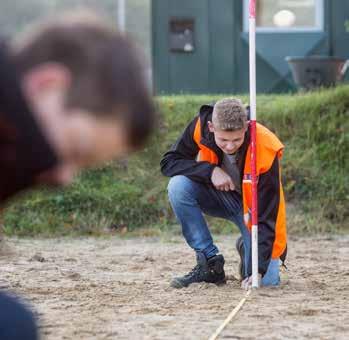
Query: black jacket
161 104 249 184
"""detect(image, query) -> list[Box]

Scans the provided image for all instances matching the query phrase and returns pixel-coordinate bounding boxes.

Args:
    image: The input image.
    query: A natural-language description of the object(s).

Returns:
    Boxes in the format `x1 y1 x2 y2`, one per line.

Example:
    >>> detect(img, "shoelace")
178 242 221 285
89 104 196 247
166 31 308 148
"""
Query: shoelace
184 264 201 278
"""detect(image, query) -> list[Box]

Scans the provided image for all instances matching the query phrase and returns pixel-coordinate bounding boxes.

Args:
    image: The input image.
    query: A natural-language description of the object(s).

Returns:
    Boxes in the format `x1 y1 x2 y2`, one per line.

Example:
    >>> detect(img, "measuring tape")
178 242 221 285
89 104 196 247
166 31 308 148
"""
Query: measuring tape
208 289 252 340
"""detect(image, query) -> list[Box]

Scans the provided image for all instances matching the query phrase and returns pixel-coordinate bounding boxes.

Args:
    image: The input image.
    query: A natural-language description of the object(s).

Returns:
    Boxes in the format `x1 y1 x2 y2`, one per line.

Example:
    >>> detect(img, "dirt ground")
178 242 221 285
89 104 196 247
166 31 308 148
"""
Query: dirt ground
0 234 348 340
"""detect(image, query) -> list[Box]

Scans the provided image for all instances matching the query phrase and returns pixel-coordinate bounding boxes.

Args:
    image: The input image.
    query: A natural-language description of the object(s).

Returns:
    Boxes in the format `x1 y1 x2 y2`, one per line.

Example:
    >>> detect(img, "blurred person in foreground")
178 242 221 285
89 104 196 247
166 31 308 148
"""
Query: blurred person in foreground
0 10 155 340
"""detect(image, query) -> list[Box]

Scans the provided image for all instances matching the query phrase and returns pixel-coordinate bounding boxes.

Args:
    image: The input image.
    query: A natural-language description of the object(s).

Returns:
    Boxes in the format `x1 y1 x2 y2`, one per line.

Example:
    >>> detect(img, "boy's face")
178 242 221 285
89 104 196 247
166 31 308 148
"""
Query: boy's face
208 121 247 155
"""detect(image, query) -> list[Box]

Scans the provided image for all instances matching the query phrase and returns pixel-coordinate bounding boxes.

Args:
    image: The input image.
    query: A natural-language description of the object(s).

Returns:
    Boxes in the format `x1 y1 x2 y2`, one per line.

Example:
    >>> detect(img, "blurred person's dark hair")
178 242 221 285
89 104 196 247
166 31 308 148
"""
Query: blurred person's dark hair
11 11 155 149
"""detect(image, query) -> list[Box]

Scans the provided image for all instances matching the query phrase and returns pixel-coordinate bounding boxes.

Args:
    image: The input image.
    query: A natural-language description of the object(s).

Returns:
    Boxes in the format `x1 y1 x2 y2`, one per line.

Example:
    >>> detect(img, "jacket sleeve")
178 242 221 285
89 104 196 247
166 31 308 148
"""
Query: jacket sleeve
247 156 281 276
160 116 216 184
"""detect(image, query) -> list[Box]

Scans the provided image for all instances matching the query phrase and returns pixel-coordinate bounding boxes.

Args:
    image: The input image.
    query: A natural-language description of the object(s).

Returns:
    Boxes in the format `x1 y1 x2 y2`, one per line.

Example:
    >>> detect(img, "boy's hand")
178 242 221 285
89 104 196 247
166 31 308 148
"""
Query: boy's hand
211 167 235 191
241 274 262 290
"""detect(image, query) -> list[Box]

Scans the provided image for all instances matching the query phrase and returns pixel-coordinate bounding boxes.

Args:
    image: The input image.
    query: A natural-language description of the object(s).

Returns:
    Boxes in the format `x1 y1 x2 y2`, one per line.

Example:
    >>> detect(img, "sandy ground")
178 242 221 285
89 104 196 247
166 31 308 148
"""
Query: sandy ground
0 234 348 340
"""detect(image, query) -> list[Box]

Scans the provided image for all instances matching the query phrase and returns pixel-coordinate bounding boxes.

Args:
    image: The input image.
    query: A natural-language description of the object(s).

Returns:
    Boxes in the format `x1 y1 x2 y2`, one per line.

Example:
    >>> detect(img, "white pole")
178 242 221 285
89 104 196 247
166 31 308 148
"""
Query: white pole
117 0 126 32
249 0 259 289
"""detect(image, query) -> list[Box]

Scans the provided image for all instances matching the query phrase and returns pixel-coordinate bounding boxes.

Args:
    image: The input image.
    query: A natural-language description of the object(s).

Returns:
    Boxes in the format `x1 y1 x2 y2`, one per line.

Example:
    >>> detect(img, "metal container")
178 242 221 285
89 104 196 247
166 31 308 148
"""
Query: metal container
286 56 348 90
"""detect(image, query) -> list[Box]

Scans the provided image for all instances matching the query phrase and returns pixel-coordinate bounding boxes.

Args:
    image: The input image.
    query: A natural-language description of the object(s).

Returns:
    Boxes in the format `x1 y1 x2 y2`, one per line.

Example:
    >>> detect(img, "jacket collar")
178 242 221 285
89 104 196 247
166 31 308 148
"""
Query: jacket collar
197 103 218 149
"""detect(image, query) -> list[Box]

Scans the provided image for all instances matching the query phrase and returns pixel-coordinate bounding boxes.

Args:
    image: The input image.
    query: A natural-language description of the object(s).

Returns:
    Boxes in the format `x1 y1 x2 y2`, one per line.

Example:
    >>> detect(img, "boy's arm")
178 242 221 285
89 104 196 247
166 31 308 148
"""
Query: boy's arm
160 117 216 184
247 156 281 276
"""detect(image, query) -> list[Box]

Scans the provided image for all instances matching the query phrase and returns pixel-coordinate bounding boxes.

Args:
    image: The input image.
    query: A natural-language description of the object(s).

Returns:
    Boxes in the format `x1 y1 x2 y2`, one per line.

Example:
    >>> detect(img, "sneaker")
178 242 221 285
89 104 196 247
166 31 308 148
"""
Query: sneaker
235 236 245 280
171 252 226 289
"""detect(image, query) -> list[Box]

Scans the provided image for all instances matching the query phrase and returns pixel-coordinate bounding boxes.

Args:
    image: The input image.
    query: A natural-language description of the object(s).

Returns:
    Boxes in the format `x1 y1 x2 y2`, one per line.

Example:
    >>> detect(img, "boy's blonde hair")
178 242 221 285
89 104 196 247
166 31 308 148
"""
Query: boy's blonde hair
212 98 247 131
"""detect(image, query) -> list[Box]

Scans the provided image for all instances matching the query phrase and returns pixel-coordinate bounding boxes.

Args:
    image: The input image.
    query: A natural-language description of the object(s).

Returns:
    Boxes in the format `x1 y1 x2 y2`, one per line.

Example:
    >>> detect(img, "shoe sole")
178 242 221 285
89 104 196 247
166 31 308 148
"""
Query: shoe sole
214 278 227 286
170 278 187 289
170 277 227 289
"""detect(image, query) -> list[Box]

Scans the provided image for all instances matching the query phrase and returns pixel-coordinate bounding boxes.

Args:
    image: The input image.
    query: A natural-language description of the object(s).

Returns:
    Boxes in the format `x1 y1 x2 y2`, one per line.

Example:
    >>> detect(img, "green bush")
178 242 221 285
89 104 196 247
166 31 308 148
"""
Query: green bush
2 86 348 235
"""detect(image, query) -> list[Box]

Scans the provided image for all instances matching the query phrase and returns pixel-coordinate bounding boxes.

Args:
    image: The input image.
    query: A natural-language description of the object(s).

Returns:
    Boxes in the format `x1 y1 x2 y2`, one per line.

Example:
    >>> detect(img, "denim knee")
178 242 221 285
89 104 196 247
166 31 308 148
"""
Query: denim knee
167 175 194 204
261 259 280 286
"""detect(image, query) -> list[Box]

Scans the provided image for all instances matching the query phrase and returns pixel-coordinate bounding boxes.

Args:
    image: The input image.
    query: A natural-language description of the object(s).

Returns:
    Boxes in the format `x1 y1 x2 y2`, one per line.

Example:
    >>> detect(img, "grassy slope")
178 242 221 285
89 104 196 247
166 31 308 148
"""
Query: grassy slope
2 86 348 236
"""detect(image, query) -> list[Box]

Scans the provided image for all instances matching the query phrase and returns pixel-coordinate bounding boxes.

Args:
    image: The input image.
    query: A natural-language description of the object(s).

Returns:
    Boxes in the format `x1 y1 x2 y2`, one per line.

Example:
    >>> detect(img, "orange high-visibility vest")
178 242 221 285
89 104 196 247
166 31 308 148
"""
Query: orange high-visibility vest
193 119 286 259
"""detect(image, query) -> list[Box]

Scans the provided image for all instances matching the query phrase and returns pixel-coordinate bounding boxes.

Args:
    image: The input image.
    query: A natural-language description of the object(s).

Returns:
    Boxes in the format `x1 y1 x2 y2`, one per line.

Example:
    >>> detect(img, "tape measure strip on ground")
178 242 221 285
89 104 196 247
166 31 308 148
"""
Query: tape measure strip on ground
208 289 252 340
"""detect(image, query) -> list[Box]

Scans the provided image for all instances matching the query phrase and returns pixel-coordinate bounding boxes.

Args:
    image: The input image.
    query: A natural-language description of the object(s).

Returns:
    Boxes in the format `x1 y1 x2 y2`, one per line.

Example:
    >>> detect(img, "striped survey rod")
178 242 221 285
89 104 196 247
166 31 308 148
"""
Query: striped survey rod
249 0 259 289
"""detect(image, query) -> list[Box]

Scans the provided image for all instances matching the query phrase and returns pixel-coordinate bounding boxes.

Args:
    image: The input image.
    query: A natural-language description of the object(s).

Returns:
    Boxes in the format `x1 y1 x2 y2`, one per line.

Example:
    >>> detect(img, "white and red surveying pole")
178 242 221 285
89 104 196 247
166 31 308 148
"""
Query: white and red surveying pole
249 0 259 289
209 9 259 337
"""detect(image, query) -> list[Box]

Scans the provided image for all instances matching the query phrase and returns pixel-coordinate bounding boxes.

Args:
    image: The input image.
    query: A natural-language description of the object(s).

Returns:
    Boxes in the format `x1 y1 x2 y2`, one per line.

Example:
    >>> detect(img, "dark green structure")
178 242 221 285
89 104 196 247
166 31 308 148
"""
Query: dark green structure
152 0 349 94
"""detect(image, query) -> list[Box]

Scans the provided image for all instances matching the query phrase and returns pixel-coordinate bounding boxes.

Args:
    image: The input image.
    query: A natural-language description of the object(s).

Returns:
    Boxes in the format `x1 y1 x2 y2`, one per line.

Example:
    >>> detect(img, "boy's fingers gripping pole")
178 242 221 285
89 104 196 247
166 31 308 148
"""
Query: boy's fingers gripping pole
249 0 259 289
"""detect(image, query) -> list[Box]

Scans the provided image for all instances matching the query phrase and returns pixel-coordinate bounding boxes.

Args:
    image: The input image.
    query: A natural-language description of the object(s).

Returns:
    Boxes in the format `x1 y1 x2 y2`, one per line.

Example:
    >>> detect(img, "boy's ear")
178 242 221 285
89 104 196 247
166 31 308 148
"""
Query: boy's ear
22 63 71 99
208 121 215 133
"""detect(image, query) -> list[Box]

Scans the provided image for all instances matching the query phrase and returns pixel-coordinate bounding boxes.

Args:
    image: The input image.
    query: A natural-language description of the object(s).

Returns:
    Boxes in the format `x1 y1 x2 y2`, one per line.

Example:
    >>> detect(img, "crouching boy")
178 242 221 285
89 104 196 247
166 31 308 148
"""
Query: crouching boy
160 98 287 289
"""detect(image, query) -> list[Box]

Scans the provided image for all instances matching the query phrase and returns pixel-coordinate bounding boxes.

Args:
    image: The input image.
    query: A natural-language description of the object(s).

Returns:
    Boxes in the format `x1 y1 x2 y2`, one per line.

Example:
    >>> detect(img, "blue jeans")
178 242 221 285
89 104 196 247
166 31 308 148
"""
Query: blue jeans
168 175 280 286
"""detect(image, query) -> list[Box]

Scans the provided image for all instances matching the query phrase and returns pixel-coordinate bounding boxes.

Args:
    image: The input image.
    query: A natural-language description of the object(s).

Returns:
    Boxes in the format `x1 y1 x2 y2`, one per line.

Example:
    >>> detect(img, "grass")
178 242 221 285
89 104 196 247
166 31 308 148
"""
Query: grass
1 86 348 236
